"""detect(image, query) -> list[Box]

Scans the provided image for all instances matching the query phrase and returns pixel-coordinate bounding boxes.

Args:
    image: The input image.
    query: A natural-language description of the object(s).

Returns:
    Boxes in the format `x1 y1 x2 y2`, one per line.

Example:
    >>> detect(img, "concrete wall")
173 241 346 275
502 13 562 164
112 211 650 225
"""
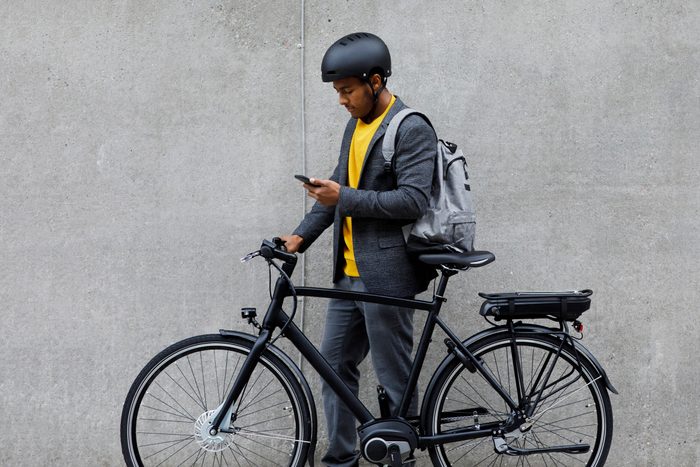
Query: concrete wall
1 1 697 465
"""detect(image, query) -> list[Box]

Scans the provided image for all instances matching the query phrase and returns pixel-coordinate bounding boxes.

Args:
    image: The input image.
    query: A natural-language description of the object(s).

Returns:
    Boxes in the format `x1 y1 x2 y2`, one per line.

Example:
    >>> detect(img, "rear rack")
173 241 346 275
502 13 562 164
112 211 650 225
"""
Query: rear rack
478 289 593 322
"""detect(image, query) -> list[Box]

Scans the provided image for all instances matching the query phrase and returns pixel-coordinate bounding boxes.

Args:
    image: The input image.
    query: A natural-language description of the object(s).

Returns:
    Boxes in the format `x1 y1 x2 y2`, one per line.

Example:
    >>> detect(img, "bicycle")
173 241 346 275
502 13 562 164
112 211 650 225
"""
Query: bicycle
121 238 616 466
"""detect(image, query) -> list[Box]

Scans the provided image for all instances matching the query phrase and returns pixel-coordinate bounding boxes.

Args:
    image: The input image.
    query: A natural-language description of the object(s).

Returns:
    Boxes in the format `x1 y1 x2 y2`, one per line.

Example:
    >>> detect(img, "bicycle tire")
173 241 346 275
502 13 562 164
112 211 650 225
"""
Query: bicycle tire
423 332 613 466
121 334 312 466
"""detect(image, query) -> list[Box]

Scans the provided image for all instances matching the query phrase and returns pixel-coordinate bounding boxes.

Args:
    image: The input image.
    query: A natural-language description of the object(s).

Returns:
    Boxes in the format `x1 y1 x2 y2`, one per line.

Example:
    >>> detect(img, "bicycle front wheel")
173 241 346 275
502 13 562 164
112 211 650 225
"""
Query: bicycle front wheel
121 334 312 466
424 333 613 466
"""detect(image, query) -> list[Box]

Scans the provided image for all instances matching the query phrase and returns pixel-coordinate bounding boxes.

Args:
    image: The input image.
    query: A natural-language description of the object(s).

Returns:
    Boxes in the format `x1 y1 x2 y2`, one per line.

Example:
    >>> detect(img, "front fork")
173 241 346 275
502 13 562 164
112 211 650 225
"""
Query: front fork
208 328 272 434
209 275 291 434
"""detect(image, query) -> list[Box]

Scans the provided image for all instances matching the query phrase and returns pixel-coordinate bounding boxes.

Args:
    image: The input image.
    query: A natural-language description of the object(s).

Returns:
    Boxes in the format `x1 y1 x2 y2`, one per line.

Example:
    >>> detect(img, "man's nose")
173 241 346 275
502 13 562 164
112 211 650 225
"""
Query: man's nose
338 94 348 106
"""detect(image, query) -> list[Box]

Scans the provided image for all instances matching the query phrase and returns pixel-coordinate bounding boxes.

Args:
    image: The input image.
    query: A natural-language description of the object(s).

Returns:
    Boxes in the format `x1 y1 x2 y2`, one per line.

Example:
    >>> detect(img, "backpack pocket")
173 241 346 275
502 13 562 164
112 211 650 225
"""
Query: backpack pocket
409 209 475 252
448 212 476 252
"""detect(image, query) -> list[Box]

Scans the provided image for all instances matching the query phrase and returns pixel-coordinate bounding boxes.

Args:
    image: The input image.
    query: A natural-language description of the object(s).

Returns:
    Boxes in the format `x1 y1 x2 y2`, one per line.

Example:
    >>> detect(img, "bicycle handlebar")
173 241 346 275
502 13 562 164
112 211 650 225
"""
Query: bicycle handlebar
241 239 298 273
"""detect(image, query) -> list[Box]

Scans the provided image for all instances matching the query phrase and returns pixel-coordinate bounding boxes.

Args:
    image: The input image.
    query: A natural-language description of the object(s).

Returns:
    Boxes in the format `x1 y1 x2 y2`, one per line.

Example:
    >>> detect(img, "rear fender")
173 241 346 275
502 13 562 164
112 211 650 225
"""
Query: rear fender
507 324 618 395
420 324 617 433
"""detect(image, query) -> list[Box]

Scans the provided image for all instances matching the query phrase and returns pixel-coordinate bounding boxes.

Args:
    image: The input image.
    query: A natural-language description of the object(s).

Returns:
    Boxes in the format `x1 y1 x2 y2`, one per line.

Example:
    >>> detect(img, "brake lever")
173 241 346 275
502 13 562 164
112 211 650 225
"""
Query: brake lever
271 237 287 251
240 250 261 263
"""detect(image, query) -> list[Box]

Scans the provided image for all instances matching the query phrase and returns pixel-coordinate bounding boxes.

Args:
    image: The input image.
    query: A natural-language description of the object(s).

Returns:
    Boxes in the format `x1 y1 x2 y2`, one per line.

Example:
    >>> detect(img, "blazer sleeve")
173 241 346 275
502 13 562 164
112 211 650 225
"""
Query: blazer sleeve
291 163 340 253
337 116 436 219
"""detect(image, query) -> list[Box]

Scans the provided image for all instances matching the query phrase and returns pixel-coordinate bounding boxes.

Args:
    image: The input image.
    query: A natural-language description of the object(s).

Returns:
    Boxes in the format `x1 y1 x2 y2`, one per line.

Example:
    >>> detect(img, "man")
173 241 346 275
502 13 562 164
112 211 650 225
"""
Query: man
280 32 436 467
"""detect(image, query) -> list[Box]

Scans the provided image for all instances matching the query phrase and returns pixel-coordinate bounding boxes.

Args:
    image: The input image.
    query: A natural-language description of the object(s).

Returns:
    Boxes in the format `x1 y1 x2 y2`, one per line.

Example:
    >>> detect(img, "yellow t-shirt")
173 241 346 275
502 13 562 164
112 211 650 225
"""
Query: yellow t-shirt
342 95 397 277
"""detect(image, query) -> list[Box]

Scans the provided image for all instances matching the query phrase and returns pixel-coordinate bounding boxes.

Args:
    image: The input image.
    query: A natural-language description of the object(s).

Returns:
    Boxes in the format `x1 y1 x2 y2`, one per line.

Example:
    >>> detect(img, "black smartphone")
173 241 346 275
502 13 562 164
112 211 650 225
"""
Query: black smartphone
294 174 320 186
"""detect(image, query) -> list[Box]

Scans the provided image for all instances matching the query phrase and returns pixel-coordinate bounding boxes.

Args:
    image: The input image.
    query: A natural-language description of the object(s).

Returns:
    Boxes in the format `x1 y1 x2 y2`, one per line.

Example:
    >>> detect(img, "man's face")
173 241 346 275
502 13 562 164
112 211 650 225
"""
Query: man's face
332 76 374 119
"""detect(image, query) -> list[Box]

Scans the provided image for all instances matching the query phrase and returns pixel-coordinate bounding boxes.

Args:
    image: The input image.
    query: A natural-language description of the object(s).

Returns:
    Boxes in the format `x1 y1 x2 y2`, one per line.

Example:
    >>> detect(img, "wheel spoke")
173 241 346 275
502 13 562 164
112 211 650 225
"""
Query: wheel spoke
453 376 504 416
144 392 196 422
176 360 206 411
235 399 290 420
142 435 194 460
122 337 309 466
237 379 284 414
214 350 221 403
185 355 206 409
236 428 309 443
173 445 203 466
427 335 611 467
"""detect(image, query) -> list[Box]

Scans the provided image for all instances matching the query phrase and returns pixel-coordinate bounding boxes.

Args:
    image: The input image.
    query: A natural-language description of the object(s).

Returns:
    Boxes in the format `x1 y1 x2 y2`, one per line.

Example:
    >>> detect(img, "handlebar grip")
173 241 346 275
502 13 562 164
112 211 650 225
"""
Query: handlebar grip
271 237 287 250
260 239 297 264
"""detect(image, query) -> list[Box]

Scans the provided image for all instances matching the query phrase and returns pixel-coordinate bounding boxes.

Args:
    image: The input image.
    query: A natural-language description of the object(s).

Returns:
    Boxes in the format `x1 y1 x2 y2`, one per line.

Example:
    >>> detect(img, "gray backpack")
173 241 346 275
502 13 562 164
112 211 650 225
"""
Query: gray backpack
382 108 476 253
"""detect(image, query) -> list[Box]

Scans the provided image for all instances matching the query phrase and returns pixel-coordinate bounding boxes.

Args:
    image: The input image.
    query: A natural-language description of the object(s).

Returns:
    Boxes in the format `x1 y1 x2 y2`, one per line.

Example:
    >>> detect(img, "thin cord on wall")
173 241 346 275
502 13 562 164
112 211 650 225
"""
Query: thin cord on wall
297 0 306 371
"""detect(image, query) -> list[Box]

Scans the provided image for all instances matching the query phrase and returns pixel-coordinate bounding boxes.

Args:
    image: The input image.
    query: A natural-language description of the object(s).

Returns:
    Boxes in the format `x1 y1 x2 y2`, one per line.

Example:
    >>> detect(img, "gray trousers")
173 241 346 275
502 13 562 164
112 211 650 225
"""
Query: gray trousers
320 275 417 467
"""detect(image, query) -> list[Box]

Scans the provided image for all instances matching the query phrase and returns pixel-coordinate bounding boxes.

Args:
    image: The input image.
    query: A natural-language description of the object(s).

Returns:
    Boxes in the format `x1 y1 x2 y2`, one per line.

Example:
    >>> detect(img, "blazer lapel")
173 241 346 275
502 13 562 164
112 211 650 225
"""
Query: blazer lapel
358 96 407 181
338 117 357 186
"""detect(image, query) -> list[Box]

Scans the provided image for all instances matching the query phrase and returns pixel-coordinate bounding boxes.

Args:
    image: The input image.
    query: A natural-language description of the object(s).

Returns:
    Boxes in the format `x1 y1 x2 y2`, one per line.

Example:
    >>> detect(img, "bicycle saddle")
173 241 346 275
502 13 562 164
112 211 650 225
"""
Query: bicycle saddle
418 250 495 269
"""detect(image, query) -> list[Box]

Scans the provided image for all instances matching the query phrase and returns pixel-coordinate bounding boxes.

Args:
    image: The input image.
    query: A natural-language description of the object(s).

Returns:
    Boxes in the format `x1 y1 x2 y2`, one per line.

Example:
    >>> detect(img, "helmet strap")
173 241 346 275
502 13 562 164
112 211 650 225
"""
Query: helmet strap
373 84 384 101
366 75 386 101
364 77 385 118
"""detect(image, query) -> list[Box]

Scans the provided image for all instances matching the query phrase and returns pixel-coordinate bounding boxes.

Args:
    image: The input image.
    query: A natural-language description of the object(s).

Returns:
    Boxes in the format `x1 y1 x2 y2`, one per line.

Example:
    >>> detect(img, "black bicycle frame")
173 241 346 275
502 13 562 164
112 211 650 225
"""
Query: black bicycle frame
212 267 524 446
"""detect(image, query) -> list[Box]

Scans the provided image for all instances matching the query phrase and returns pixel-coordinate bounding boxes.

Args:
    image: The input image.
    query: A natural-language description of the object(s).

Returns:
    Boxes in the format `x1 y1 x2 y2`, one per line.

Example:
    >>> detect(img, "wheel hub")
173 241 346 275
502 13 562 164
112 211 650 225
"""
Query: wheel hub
194 410 235 452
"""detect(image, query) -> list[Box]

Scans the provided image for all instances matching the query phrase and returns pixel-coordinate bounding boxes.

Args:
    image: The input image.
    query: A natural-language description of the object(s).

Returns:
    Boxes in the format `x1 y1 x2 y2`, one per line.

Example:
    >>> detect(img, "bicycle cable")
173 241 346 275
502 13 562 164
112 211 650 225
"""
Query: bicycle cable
483 315 499 327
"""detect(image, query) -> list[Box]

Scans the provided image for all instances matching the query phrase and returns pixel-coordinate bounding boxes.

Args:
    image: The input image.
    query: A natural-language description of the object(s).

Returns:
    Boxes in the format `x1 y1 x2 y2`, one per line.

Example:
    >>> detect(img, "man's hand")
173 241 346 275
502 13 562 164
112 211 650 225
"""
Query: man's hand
304 178 340 206
279 234 304 253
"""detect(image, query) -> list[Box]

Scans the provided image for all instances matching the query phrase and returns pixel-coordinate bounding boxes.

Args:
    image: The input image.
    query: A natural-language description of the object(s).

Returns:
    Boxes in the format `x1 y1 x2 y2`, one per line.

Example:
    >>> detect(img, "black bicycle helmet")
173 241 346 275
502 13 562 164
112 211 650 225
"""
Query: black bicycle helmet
321 32 392 84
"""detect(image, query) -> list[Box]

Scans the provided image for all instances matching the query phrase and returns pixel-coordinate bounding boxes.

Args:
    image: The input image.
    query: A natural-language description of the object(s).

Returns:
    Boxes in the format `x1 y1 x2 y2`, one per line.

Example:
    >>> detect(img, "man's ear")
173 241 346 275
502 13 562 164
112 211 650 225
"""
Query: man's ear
370 73 383 92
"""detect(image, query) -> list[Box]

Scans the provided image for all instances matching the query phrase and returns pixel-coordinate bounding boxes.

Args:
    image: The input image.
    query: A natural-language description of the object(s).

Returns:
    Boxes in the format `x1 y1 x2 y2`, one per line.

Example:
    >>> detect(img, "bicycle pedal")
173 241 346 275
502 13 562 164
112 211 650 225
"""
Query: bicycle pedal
385 444 414 467
382 456 416 467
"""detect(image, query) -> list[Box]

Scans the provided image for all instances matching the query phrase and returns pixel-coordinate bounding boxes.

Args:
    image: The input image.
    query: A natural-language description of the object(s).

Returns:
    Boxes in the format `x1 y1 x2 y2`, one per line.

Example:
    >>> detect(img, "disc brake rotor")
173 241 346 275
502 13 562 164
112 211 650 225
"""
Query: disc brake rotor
194 410 235 452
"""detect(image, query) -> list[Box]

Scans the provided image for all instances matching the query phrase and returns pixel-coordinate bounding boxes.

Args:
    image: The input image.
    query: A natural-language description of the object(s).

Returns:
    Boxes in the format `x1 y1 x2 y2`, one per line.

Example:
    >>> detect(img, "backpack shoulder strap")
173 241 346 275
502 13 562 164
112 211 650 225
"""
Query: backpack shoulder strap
381 108 432 172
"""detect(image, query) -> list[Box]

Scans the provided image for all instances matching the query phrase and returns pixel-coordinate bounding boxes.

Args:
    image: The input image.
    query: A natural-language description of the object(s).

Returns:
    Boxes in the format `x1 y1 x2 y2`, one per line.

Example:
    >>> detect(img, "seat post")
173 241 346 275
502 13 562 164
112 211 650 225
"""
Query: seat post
397 267 460 417
434 267 460 302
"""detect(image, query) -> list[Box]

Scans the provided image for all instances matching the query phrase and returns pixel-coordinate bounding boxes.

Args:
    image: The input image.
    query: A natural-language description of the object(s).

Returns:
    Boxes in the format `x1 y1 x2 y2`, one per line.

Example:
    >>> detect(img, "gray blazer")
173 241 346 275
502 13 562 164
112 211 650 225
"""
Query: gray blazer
293 97 437 297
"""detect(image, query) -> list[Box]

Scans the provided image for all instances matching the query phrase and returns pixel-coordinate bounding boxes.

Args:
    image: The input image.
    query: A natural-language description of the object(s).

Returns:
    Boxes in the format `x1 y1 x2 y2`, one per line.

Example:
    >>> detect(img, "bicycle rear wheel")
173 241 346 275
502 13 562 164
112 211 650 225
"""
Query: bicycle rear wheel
424 333 613 466
121 334 312 466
